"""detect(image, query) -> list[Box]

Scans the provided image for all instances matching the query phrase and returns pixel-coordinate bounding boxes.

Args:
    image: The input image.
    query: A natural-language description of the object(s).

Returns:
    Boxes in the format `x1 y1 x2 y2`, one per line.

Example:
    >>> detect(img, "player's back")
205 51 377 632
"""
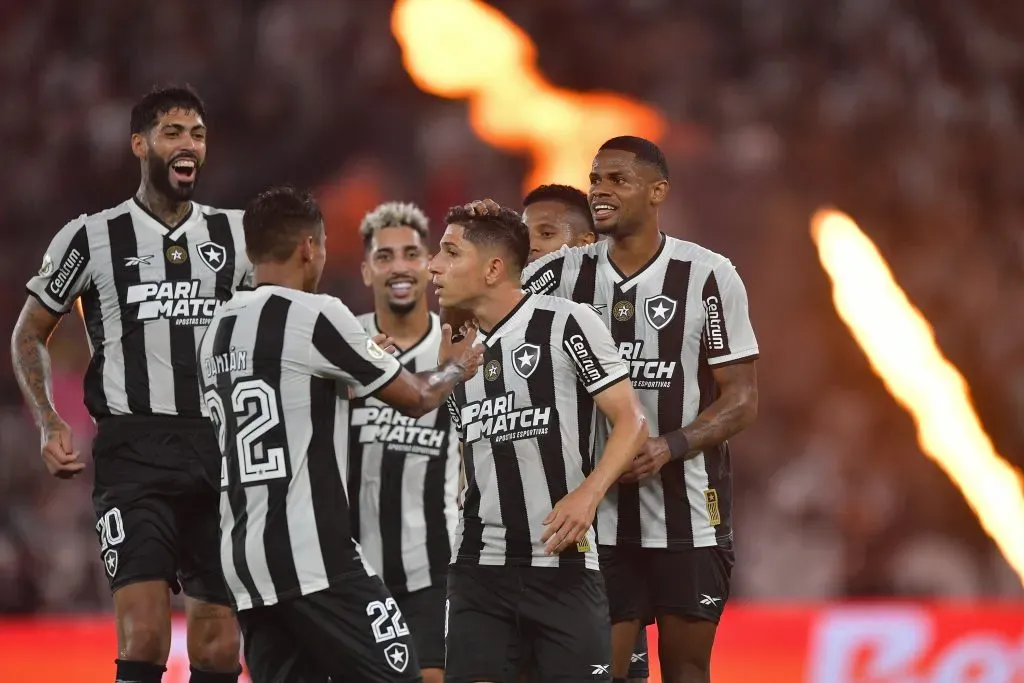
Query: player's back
199 285 403 610
27 198 251 419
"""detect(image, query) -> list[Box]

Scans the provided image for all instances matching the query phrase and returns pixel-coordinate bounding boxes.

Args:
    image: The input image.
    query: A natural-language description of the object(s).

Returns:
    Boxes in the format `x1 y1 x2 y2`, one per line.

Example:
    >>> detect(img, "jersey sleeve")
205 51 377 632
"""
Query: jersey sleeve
445 394 465 442
308 298 402 397
561 305 630 396
25 217 92 316
701 259 759 365
521 246 571 297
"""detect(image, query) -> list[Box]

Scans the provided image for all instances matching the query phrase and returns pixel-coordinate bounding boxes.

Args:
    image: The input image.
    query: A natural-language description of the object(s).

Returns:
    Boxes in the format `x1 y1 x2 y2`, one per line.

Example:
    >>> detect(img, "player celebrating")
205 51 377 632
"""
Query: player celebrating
12 86 248 683
520 184 650 683
429 204 648 683
199 186 482 683
349 202 460 683
522 184 597 261
521 137 760 683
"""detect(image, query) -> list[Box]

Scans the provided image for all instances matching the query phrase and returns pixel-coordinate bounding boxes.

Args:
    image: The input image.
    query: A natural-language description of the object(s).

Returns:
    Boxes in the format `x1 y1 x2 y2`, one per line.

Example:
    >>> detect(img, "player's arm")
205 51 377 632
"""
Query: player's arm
623 260 759 481
310 300 482 418
11 218 92 478
542 309 646 554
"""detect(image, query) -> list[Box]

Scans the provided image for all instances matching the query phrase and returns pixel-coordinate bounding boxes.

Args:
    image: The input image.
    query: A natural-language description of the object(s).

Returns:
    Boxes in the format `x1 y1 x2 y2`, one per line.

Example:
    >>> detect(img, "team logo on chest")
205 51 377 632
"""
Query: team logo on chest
644 294 677 330
612 300 634 322
511 342 541 379
196 241 227 273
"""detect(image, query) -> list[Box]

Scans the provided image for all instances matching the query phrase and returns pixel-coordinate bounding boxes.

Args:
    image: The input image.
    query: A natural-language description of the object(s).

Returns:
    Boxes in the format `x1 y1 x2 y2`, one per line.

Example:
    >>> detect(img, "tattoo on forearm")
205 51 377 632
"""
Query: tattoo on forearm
12 330 56 428
681 394 754 455
423 361 464 392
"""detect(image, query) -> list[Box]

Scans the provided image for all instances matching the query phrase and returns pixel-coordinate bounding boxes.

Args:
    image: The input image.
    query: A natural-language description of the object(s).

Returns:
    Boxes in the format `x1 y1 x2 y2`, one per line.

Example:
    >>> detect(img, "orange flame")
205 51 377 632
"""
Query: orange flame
391 0 666 192
811 208 1024 584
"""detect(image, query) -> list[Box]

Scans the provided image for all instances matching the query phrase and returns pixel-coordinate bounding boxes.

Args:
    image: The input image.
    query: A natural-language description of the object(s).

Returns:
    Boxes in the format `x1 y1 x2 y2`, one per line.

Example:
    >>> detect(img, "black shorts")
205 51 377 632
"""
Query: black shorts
238 574 421 683
91 415 229 604
445 564 611 683
599 544 734 625
393 585 446 670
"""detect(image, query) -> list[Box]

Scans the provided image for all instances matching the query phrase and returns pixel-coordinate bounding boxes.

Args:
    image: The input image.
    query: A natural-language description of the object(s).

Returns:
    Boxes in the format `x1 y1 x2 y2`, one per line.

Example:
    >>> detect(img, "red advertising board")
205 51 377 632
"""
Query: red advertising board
1 603 1021 682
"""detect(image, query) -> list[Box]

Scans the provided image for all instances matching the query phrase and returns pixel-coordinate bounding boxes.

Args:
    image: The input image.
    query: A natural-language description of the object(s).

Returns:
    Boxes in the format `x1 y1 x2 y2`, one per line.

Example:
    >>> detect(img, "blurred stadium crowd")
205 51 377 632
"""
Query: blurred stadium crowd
1 0 1023 613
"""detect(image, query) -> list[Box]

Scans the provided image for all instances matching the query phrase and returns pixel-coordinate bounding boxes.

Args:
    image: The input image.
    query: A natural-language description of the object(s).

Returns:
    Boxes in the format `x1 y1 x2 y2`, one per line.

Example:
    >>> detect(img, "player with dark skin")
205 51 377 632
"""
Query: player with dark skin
462 147 758 683
522 184 597 262
11 97 241 679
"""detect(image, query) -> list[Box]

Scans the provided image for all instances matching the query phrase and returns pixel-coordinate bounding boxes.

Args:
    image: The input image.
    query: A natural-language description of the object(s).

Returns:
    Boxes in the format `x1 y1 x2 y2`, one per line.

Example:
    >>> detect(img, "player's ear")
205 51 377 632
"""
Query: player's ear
360 258 372 287
130 133 147 161
579 231 597 246
484 256 503 286
650 179 669 206
299 235 316 263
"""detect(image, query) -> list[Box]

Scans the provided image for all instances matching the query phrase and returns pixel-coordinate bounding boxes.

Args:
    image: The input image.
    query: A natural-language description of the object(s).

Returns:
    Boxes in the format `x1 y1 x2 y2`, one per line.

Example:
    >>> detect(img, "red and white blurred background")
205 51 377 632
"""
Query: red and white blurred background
1 0 1023 680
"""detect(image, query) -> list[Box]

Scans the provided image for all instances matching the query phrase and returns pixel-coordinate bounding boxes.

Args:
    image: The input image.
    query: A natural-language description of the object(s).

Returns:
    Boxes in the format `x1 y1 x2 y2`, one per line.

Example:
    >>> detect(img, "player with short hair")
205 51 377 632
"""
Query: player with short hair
429 204 648 683
199 186 482 683
12 85 248 683
520 184 651 683
522 184 598 260
521 136 760 683
349 201 459 683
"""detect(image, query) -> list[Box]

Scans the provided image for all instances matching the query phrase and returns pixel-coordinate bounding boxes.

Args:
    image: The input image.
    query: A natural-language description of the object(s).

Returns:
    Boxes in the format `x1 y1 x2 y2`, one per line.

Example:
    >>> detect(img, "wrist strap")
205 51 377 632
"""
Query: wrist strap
664 431 690 461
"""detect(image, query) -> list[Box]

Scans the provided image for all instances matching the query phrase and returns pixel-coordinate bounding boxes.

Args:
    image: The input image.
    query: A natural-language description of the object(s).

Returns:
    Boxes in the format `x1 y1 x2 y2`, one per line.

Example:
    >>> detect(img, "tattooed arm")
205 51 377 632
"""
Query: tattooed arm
11 297 84 478
621 361 758 482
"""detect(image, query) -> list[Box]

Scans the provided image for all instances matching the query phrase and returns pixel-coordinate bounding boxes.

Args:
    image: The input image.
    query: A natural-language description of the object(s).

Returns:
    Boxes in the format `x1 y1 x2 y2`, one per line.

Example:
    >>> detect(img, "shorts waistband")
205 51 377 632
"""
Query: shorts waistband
96 414 214 433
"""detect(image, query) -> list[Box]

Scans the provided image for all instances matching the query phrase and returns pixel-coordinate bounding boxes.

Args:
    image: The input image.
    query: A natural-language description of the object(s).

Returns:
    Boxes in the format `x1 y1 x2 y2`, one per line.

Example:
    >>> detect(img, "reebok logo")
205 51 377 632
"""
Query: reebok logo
699 593 722 607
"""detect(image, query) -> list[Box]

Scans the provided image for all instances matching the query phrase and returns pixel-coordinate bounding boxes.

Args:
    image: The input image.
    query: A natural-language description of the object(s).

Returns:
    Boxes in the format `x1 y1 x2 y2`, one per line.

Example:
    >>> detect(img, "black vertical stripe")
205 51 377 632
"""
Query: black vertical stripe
572 255 598 304
702 270 731 358
424 407 452 583
484 339 533 565
81 281 109 417
106 214 150 414
205 213 237 303
164 234 201 417
527 310 583 564
455 382 484 563
482 339 534 565
657 259 693 544
212 314 263 608
308 375 362 578
346 396 365 545
312 313 391 386
696 345 731 540
379 359 413 591
609 284 641 544
251 295 300 595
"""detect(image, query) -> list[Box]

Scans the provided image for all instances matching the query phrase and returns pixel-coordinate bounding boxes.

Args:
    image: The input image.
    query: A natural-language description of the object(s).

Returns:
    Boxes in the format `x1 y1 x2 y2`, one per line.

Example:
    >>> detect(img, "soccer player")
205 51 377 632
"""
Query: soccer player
521 137 760 683
198 186 482 683
11 86 248 683
522 184 597 261
521 184 651 683
429 204 648 683
349 202 460 683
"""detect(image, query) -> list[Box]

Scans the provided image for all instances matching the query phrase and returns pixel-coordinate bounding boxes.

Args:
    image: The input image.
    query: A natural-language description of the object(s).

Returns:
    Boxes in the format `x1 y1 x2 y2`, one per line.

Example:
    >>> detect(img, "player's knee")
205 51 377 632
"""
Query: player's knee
119 617 172 664
662 658 710 683
186 603 241 671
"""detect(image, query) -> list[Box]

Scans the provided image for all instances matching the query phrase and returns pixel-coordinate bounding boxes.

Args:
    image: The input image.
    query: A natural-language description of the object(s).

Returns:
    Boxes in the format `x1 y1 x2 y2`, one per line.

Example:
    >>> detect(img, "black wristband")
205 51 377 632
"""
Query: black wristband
664 431 690 461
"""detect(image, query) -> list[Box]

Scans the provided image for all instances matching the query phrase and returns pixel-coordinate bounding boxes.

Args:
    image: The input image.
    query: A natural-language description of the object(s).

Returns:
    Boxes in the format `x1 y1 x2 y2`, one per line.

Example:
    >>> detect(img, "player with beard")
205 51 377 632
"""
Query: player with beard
12 86 249 683
347 202 460 683
518 185 650 683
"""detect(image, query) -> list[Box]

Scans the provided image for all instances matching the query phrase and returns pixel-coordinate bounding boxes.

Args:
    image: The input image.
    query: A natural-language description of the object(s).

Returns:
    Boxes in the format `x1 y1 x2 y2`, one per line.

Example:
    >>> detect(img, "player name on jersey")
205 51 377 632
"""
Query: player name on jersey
522 235 759 550
26 198 252 419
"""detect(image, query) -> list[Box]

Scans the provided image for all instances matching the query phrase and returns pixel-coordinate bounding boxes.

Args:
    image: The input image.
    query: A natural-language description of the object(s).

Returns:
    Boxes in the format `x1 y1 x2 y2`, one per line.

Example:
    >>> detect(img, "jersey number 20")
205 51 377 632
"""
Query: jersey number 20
205 379 288 487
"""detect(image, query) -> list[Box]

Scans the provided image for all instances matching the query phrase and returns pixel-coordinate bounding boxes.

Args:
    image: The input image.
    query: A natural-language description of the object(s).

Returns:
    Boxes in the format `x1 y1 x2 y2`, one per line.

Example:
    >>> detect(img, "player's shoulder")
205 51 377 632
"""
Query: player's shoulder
532 293 600 320
195 203 245 229
62 198 134 234
663 234 733 270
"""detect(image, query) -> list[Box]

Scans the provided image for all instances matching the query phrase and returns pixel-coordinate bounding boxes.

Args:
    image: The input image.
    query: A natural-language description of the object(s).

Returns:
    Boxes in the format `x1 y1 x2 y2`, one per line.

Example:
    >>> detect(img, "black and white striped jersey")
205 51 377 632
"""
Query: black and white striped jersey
522 235 759 549
25 198 253 419
447 294 629 570
347 312 460 595
198 285 403 610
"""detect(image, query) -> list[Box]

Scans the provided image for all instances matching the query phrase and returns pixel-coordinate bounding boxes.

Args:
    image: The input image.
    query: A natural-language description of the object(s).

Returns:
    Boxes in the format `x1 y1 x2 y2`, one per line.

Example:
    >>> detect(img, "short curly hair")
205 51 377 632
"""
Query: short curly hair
523 184 595 234
358 202 430 253
243 185 324 264
444 205 530 275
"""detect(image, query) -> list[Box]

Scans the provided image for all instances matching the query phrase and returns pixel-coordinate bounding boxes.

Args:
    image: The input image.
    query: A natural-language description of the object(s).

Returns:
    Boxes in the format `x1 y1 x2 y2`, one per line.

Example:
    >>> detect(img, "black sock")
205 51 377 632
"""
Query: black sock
189 666 240 683
114 659 165 683
612 678 628 683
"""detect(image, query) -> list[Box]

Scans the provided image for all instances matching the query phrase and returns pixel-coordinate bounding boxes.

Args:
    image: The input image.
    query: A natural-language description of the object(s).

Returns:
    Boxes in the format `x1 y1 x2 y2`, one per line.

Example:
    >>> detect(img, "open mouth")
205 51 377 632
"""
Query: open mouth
592 202 617 220
170 157 197 183
387 279 416 297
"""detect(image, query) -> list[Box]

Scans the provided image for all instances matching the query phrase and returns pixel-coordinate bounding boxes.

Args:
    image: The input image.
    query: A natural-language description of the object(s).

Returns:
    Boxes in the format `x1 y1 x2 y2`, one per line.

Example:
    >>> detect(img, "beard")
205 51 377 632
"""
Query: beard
148 153 200 202
387 298 418 315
